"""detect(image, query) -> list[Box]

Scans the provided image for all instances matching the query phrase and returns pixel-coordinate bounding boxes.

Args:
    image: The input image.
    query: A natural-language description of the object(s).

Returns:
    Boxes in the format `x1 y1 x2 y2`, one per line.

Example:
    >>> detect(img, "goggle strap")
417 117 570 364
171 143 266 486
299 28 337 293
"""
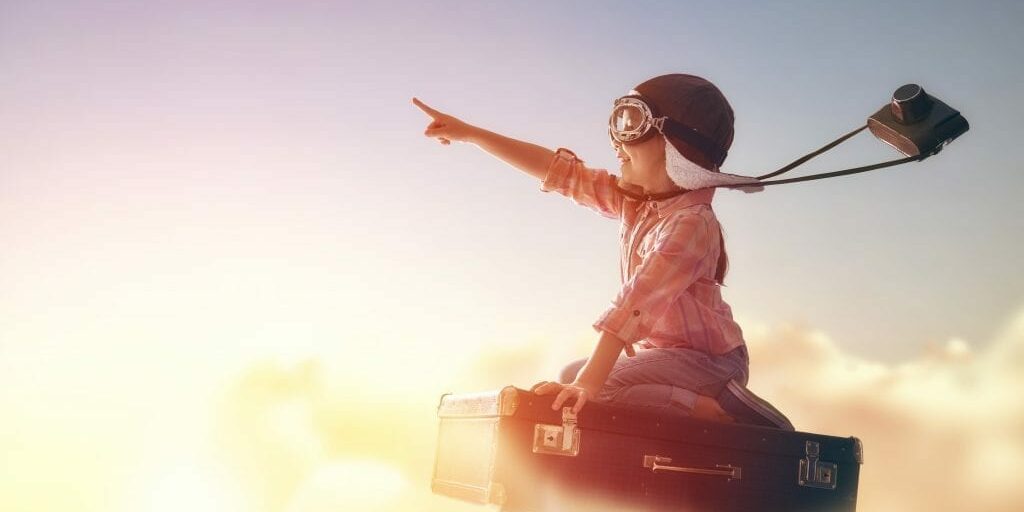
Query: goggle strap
659 118 729 167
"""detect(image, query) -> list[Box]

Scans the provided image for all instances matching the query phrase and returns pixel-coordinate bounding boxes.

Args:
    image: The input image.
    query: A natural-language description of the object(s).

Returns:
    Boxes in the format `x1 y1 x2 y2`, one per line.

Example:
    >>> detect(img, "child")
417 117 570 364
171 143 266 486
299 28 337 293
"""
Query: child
414 74 792 429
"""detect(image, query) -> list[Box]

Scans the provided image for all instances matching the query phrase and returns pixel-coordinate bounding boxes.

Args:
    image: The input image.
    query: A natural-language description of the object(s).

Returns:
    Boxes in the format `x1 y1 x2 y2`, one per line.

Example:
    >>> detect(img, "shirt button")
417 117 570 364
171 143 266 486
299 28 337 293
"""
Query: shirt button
633 310 640 317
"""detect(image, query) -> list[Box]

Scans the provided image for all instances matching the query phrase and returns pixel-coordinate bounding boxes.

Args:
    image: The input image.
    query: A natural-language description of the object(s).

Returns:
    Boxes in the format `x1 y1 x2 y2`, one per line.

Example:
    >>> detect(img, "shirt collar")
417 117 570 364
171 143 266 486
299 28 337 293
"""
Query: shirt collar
648 187 715 219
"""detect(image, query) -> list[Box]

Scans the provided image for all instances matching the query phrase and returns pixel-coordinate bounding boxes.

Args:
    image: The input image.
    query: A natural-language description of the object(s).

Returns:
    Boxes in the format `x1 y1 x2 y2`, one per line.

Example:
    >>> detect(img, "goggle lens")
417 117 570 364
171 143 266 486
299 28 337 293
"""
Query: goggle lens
612 104 645 133
609 97 655 143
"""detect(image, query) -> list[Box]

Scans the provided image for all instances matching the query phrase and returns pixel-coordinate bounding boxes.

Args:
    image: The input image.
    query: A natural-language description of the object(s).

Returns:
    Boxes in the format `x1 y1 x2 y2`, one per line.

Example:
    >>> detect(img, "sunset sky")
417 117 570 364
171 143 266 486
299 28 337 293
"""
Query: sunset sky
2 1 1023 511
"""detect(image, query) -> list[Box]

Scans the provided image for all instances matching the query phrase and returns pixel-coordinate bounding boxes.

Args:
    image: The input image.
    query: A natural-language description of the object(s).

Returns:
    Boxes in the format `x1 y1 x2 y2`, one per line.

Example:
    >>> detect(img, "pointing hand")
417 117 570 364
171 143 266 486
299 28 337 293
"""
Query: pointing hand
412 97 476 146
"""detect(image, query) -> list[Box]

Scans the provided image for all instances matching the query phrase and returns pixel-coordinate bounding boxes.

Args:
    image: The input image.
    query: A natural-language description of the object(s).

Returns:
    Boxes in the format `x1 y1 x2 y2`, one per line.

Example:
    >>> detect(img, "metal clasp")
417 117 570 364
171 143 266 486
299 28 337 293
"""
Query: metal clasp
651 116 667 134
799 441 838 490
532 408 580 457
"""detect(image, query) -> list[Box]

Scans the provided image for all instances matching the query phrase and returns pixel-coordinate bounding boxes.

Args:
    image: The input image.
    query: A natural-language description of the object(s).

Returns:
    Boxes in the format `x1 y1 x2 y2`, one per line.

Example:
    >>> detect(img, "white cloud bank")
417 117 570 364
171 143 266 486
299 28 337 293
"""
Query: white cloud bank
216 307 1024 512
743 308 1024 512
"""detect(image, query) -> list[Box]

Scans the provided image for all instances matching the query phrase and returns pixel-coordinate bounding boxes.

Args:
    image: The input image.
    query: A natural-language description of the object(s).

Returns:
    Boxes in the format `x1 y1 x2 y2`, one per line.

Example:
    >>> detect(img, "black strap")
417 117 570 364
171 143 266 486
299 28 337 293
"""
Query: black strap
661 119 729 168
617 123 924 199
616 184 692 202
618 154 921 199
732 154 921 188
734 123 923 187
757 125 868 180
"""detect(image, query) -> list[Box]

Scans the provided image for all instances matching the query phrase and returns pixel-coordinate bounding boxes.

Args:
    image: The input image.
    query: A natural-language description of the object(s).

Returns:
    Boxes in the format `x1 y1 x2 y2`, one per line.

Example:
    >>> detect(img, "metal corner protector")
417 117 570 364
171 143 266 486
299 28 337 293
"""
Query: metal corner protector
498 386 520 416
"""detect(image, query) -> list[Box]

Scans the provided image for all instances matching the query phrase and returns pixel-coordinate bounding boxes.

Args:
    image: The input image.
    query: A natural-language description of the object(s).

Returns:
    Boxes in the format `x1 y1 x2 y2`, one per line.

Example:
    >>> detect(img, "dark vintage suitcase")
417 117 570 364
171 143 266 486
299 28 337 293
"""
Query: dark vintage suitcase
432 386 863 512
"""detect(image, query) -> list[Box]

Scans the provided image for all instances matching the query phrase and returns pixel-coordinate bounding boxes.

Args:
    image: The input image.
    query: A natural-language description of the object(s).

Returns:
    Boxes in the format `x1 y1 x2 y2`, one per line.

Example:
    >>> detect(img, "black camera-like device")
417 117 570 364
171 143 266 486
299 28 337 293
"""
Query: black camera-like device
867 84 969 159
734 83 968 189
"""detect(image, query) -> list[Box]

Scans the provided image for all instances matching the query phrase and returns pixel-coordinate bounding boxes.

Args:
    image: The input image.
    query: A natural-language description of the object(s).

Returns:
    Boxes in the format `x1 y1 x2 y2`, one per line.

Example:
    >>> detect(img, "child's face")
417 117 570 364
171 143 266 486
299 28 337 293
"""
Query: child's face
616 135 666 189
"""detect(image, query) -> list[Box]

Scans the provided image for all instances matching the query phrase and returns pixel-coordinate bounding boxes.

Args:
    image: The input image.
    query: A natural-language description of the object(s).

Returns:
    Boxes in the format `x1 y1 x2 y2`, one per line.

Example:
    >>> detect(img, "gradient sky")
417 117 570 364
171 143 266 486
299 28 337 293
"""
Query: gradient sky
2 1 1023 511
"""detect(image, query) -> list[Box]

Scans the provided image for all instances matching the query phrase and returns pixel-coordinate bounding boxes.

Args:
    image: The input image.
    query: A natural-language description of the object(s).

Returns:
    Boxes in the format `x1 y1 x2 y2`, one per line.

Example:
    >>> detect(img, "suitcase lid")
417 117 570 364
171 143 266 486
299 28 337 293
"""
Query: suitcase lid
438 387 863 465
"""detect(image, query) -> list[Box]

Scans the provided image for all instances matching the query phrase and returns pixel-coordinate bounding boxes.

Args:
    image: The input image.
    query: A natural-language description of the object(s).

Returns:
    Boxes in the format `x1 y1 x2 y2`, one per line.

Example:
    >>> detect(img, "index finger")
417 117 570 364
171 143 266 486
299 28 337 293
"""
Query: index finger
412 97 443 118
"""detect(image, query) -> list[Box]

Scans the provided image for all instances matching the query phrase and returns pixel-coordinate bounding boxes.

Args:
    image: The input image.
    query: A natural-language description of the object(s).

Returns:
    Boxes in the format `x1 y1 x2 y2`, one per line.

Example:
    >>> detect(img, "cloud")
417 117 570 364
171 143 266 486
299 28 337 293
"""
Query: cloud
285 460 408 512
743 308 1024 512
214 308 1024 512
213 359 480 512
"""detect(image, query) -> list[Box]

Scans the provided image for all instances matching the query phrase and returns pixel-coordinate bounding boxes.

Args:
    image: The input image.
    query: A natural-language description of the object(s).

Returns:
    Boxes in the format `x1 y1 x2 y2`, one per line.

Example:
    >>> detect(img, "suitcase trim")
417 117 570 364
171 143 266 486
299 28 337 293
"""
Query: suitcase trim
437 387 520 418
852 436 864 464
431 479 506 505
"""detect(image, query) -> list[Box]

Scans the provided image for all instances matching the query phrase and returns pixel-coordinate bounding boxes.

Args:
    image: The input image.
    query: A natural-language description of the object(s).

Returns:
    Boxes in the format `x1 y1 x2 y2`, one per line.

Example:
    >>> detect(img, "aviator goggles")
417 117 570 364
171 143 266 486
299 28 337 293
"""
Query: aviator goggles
608 94 729 167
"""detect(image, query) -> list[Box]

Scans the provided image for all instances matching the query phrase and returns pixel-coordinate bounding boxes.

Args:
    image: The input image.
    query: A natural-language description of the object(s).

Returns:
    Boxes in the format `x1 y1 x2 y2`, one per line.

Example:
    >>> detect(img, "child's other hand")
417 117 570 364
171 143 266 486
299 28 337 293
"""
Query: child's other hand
412 97 475 146
531 381 593 414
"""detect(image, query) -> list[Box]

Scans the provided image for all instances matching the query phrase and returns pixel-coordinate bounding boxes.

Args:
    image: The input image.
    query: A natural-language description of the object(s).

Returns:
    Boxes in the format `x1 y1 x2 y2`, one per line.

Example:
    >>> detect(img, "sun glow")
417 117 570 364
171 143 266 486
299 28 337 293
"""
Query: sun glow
136 463 244 512
286 460 407 512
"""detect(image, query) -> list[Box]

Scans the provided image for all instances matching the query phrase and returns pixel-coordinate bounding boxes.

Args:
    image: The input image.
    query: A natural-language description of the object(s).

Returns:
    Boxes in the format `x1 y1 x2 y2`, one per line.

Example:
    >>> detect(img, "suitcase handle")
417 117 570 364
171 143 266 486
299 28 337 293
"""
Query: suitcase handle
643 455 743 481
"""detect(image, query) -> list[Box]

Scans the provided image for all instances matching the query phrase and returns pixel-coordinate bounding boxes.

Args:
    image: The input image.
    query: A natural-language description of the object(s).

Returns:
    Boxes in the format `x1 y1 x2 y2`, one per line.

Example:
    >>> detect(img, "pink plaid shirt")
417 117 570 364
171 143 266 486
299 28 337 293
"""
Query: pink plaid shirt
540 148 746 356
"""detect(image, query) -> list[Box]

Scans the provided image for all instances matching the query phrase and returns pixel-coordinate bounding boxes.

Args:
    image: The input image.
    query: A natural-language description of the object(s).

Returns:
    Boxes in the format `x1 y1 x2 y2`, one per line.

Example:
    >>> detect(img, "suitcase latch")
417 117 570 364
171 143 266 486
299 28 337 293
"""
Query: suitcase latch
532 407 580 457
799 441 838 490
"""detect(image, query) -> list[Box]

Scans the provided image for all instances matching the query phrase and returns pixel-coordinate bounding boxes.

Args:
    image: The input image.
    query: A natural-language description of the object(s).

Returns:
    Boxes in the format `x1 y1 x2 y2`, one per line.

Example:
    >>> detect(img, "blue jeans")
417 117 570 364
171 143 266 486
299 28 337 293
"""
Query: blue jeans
557 346 749 416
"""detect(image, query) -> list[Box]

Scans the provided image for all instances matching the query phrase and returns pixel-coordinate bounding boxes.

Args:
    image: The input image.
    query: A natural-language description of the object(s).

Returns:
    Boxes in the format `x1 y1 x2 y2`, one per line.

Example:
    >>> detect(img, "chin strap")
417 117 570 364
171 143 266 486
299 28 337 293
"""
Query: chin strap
616 183 692 202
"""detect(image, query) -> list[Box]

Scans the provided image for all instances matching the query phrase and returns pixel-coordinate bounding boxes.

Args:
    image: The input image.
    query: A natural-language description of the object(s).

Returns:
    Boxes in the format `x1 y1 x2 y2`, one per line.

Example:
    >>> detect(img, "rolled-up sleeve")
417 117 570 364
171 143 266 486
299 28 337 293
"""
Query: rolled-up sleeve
593 213 715 344
540 148 624 219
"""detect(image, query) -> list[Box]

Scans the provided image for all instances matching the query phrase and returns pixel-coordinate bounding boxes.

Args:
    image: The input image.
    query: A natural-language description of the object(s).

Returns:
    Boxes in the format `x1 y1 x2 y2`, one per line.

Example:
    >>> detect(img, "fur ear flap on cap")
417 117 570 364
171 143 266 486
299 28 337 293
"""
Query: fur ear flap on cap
664 136 763 193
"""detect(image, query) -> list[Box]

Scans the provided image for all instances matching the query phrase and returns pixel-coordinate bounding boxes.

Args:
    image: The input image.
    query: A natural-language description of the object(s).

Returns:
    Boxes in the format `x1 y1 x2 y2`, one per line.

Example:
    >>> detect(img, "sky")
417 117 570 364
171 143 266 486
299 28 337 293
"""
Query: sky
1 1 1023 511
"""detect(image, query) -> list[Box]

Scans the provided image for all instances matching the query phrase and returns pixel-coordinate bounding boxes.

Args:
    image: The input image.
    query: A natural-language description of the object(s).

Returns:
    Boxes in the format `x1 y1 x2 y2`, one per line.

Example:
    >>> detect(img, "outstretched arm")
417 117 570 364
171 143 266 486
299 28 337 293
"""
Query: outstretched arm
413 97 553 181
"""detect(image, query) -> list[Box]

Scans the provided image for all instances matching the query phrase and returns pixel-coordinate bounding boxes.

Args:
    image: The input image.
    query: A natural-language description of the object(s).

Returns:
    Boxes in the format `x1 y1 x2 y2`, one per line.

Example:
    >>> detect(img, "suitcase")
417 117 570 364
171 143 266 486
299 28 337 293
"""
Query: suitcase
432 386 863 512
